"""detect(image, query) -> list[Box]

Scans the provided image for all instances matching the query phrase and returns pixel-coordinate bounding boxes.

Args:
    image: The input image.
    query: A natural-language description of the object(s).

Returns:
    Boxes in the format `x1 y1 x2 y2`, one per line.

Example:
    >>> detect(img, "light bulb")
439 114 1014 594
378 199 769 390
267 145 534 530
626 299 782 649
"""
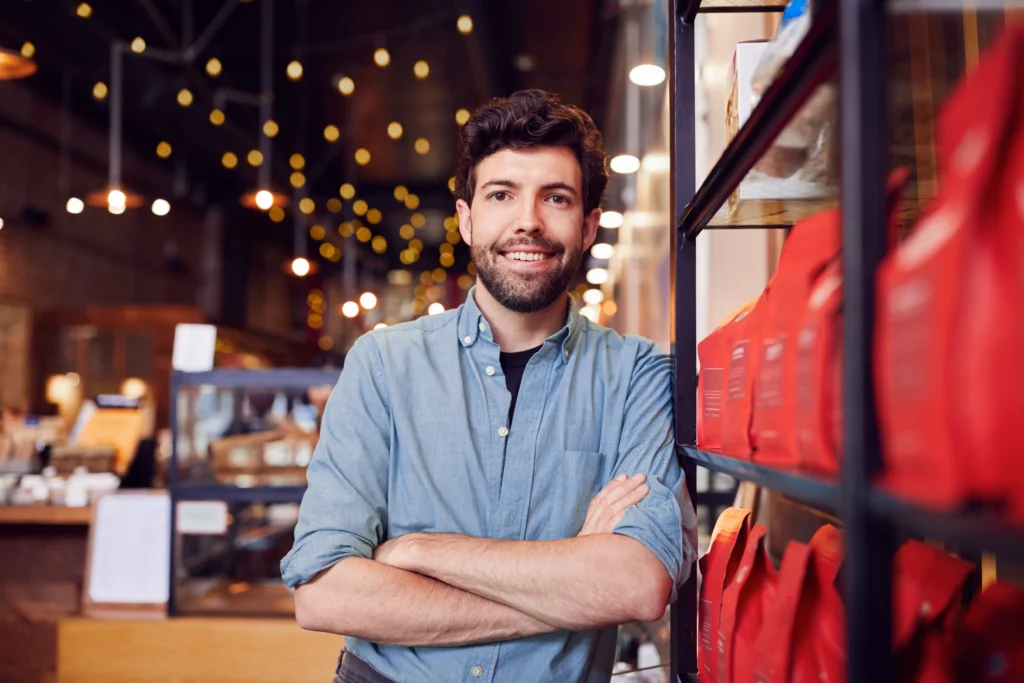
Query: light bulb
413 60 429 79
286 60 303 81
586 268 609 285
428 303 445 316
151 199 171 216
255 190 274 211
591 243 615 260
457 15 473 34
66 197 85 214
108 189 126 207
206 58 222 77
629 64 666 86
338 76 354 95
360 292 378 309
610 155 640 174
342 301 360 318
374 48 390 67
600 211 624 228
582 288 605 305
291 258 311 277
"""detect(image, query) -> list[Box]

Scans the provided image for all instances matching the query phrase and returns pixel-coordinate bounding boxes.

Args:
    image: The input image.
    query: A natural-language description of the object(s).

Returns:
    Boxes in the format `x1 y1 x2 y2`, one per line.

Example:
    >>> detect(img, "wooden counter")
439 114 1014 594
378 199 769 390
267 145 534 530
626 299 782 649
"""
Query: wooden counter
58 617 344 683
0 506 92 526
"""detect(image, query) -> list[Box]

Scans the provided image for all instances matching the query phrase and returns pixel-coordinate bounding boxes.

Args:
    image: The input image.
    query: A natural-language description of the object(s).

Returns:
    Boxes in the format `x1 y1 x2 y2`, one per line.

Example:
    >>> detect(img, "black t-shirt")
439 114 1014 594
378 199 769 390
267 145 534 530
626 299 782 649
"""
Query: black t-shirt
500 345 542 425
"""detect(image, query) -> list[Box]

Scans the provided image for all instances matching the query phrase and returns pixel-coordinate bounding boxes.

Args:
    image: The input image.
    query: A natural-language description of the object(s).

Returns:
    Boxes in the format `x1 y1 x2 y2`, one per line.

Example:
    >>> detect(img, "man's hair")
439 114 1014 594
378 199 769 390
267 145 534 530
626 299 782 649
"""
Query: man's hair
454 89 609 215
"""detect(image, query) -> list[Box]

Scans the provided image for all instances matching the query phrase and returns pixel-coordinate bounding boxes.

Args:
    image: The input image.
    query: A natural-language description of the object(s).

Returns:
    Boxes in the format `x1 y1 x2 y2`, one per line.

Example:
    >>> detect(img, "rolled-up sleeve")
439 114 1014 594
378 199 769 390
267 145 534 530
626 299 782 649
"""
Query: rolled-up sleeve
611 341 698 603
280 335 391 588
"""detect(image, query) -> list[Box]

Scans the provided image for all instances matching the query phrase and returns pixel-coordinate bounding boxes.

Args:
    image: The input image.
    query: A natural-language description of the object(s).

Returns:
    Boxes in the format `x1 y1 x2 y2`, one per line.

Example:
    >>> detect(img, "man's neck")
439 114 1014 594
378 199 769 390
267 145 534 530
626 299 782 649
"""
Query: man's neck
473 283 569 353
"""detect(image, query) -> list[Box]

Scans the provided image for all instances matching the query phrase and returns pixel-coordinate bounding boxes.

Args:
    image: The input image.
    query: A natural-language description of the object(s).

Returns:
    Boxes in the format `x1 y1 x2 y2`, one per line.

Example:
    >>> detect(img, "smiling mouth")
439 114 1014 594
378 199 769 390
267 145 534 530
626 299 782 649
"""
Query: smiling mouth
500 250 555 263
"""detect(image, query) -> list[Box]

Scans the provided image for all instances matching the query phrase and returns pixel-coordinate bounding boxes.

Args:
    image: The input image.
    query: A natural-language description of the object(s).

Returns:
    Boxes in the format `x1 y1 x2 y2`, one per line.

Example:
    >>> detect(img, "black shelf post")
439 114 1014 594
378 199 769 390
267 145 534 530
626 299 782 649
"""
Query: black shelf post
670 0 699 680
839 0 894 680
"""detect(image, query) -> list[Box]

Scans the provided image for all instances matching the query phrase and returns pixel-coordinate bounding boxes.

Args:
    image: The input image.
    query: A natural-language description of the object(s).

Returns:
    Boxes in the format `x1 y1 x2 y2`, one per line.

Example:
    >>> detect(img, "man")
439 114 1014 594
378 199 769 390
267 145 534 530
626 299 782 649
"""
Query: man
281 89 697 683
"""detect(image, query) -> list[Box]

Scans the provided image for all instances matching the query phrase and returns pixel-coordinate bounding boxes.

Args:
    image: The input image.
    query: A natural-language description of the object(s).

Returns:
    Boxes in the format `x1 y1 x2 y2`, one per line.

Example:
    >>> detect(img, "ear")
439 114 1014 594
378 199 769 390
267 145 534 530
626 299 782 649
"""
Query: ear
582 208 601 251
456 198 473 246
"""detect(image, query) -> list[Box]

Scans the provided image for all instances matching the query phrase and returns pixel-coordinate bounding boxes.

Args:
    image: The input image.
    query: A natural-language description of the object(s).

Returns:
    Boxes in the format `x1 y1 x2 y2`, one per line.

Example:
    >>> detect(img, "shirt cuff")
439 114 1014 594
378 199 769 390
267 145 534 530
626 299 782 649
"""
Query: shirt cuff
280 531 374 588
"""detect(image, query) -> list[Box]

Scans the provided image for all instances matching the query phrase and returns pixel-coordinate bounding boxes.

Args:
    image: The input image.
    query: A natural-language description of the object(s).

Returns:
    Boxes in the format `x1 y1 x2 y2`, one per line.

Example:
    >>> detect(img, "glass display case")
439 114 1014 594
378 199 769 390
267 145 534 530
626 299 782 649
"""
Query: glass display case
168 368 340 616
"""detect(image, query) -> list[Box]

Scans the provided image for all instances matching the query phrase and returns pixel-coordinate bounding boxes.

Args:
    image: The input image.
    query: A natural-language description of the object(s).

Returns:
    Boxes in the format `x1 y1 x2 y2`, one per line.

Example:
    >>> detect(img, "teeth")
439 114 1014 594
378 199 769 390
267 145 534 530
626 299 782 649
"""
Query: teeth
506 252 548 262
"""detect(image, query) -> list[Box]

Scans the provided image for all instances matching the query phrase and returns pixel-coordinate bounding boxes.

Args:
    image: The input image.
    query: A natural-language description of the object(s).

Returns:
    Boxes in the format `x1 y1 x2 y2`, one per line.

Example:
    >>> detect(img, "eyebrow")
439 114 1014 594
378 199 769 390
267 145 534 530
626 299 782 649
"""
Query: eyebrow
480 179 580 197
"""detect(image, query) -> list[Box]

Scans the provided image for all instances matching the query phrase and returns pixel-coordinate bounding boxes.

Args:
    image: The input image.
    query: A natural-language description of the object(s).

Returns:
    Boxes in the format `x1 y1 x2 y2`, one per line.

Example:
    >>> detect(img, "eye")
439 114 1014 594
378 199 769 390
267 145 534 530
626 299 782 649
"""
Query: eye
488 191 510 202
548 194 570 205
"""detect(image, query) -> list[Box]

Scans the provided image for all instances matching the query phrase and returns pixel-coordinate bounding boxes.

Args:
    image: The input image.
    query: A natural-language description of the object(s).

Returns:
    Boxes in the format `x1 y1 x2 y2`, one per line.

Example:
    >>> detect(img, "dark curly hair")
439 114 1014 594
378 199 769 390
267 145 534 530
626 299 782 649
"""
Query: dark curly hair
454 90 609 215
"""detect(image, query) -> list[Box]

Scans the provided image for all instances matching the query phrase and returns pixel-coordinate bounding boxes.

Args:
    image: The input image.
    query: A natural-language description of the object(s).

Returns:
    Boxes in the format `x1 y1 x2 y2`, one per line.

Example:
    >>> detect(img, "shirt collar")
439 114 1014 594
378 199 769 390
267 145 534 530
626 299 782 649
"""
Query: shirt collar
457 286 583 364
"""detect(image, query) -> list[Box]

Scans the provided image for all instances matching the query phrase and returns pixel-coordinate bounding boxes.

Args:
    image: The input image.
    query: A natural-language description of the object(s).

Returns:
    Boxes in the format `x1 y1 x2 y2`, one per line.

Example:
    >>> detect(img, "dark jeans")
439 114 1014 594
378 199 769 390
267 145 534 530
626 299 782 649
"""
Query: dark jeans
334 651 397 683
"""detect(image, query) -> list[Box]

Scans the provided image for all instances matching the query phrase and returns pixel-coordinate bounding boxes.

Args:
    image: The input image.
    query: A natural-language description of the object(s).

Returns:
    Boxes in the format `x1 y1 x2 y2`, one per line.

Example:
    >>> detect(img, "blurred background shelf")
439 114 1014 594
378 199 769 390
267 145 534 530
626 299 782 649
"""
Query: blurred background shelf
679 446 839 514
0 506 92 525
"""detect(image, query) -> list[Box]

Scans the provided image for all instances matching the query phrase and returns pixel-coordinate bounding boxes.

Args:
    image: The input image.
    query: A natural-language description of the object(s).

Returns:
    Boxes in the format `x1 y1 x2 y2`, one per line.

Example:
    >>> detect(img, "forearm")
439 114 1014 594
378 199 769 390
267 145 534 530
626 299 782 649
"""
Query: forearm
294 557 559 646
395 534 671 631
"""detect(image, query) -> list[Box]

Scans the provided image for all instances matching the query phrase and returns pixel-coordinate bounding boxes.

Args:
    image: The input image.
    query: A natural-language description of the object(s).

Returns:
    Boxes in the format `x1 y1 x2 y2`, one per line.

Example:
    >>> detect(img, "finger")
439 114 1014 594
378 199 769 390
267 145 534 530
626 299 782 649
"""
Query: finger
604 473 647 507
617 484 650 510
591 473 629 507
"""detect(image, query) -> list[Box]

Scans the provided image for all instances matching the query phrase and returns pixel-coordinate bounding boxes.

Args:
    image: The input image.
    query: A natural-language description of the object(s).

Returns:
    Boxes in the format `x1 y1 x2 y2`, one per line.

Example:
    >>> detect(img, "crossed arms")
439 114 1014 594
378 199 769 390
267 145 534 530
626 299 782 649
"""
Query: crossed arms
294 475 668 646
284 336 694 647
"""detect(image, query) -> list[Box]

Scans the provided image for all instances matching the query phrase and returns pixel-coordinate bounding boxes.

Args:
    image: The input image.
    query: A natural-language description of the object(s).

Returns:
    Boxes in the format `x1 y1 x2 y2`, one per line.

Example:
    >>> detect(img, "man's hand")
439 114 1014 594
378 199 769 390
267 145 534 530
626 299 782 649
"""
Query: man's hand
578 473 649 536
373 533 422 569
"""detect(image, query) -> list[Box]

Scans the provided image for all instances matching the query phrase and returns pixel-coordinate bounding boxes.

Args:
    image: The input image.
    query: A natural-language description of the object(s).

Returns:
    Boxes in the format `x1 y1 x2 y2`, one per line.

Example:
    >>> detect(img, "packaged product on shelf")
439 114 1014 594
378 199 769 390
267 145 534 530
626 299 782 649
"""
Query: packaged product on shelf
697 299 759 450
749 208 841 469
698 507 752 682
892 540 974 682
717 522 777 683
950 581 1024 682
719 303 766 458
874 25 1024 514
753 525 846 683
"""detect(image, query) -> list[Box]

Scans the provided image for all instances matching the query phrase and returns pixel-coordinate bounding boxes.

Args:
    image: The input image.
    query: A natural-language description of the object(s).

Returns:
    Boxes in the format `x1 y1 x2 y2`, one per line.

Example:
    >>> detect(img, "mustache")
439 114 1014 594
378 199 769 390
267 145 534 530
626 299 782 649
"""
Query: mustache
491 237 566 255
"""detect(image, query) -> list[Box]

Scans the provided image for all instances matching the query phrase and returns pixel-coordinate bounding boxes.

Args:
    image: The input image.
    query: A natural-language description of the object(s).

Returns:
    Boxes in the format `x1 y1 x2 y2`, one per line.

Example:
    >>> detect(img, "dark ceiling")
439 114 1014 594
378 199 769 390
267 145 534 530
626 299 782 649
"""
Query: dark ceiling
1 0 617 277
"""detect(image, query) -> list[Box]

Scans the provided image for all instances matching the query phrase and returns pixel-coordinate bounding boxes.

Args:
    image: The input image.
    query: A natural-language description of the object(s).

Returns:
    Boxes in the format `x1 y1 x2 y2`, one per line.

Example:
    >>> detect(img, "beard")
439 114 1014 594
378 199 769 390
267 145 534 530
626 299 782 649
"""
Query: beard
472 233 583 314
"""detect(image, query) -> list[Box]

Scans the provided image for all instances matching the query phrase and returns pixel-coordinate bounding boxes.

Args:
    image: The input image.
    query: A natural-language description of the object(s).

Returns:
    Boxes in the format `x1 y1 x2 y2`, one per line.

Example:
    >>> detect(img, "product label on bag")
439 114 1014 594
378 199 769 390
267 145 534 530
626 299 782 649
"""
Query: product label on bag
887 276 933 401
699 597 714 656
757 337 786 409
795 327 816 412
702 368 725 420
726 341 750 403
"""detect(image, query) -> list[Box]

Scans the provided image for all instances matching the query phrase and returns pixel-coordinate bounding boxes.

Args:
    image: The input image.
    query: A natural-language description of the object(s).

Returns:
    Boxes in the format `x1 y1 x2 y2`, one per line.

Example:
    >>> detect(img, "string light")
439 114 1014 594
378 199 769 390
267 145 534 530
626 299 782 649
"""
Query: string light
394 185 408 201
310 224 325 240
629 64 666 87
339 183 355 200
206 57 222 77
222 152 238 168
209 109 225 125
177 88 193 107
388 122 403 139
583 288 605 305
247 149 263 166
255 190 274 210
374 323 388 329
290 172 306 188
76 3 93 18
457 15 473 34
609 154 640 174
440 252 455 268
414 138 430 155
455 108 470 125
342 301 360 318
319 336 334 350
263 120 279 137
404 194 420 210
156 141 172 159
286 60 303 81
289 154 305 170
130 37 146 54
374 48 390 67
356 227 372 243
591 243 615 259
66 197 84 214
446 231 461 245
319 243 334 258
338 76 354 95
371 235 387 254
429 302 445 315
291 258 311 277
409 238 423 252
413 60 429 79
410 212 426 228
324 125 340 142
327 198 342 213
20 42 35 59
432 268 447 283
366 208 382 224
400 225 415 240
92 82 108 100
152 199 170 216
355 148 371 166
440 243 454 254
338 222 354 238
448 176 456 193
352 200 368 216
360 292 378 309
269 206 285 222
586 267 609 285
602 300 618 317
299 198 315 215
599 211 624 228
458 274 473 290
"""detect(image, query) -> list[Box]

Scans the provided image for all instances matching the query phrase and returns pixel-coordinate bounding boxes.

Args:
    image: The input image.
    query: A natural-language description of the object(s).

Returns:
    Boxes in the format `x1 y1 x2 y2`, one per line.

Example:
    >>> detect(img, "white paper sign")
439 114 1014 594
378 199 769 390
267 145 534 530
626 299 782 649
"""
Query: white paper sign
172 323 217 372
88 492 171 604
177 500 229 535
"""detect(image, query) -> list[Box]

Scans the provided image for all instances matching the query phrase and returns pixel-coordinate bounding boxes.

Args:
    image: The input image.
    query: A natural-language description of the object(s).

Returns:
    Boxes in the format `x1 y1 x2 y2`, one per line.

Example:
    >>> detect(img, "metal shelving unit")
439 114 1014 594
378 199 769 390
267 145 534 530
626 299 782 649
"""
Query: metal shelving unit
167 367 340 616
668 1 1023 681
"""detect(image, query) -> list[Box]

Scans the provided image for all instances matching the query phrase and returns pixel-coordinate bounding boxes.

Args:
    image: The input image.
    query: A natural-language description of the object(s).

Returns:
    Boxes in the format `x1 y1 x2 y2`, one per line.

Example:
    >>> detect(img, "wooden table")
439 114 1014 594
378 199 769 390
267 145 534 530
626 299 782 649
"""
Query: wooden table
58 617 344 683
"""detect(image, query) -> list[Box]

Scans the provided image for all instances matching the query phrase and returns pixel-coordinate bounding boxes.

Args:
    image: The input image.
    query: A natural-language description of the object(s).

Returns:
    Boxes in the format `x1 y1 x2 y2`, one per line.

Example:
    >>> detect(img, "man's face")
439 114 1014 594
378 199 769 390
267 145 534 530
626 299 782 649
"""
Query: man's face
456 146 601 313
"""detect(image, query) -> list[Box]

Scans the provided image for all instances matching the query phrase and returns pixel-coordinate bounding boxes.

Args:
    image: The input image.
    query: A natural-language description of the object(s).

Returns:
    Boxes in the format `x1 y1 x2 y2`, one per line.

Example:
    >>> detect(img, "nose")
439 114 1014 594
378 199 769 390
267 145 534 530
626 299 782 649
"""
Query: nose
514 198 543 236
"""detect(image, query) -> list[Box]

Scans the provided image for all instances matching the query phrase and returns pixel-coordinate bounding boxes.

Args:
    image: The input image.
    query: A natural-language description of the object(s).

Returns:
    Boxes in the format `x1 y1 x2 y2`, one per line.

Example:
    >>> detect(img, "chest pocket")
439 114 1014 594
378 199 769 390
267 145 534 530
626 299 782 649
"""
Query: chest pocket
526 449 613 541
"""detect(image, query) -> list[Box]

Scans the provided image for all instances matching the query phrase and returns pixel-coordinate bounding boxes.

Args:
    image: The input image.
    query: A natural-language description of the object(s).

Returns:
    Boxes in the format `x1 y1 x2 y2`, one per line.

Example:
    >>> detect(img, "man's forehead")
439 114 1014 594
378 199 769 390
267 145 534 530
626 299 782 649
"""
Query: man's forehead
475 147 582 189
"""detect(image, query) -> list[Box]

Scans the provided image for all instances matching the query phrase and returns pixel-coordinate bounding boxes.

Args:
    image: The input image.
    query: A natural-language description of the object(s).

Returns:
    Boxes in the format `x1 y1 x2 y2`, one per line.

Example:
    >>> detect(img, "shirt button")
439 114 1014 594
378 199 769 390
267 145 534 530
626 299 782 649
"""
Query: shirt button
479 322 486 332
472 666 484 677
498 426 508 437
485 366 495 376
464 336 473 345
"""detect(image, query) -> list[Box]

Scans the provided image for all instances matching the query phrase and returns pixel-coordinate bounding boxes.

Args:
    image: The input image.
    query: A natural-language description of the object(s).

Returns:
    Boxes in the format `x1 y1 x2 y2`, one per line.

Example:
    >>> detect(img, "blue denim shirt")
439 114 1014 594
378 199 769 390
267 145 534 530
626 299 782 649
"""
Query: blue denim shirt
281 288 697 683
